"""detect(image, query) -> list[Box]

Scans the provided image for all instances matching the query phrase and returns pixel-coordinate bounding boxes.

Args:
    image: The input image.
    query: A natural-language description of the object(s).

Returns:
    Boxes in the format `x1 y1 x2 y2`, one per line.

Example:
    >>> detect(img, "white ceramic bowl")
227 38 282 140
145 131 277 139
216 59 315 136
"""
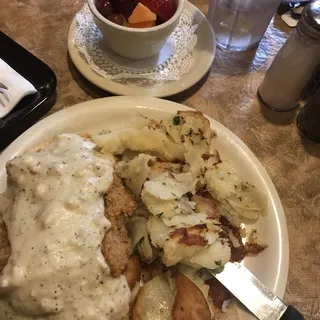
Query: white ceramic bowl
88 0 184 59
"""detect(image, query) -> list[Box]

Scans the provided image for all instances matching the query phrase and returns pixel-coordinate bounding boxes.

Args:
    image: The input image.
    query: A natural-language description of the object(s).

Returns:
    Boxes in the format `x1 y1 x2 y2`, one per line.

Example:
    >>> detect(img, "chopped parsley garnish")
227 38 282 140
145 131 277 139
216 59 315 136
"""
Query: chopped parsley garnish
132 237 144 255
188 128 193 136
215 260 222 266
157 212 164 218
131 243 138 255
97 129 109 135
173 116 181 125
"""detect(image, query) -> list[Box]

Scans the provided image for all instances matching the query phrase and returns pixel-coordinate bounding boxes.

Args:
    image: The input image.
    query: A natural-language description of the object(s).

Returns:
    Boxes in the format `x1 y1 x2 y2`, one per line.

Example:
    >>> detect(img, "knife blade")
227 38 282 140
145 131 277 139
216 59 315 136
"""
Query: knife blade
209 262 304 320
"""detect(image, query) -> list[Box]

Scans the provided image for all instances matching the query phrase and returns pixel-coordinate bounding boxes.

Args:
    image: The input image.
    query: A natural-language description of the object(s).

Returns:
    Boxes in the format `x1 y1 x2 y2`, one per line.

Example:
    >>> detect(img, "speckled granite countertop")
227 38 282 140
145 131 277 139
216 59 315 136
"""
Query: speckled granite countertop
1 0 320 318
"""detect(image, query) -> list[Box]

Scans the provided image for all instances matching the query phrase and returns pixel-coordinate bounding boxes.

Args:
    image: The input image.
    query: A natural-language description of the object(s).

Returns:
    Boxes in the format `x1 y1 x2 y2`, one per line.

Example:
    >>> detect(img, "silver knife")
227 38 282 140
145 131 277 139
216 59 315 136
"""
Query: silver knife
209 262 304 320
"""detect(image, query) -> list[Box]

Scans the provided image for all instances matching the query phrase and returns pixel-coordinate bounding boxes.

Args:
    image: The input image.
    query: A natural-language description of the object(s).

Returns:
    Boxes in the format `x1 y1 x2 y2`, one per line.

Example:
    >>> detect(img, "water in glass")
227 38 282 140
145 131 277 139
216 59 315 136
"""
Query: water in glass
208 0 281 51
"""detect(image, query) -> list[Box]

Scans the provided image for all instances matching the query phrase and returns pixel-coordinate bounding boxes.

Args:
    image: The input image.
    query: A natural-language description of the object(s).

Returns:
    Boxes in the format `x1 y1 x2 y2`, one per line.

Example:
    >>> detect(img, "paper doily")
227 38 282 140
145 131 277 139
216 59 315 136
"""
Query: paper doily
74 3 198 85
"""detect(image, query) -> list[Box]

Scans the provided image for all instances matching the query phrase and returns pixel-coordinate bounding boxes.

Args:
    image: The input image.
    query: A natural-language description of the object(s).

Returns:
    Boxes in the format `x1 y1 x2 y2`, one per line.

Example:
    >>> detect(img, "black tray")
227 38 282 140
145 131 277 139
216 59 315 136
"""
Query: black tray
0 31 57 150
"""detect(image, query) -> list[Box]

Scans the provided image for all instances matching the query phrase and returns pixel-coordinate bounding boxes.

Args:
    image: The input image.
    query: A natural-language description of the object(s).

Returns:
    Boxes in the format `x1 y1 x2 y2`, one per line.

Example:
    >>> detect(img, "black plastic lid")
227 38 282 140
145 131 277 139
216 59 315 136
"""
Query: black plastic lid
298 1 320 39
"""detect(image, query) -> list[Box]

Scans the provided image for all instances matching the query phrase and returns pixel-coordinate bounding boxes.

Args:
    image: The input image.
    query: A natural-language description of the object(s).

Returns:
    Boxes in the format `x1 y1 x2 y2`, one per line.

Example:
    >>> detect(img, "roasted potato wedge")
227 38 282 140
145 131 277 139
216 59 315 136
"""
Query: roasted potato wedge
132 274 174 320
127 216 155 263
124 255 141 290
172 273 211 320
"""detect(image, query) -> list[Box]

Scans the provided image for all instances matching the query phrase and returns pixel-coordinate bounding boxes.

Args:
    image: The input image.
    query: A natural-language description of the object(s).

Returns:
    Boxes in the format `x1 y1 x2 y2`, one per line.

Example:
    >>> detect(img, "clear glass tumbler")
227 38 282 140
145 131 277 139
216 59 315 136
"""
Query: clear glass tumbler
208 0 281 51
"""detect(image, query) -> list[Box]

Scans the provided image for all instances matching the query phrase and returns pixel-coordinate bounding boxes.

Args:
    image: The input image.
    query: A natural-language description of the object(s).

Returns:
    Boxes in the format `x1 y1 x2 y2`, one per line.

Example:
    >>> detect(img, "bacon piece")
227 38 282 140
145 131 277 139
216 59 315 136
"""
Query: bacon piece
206 277 232 308
170 225 208 247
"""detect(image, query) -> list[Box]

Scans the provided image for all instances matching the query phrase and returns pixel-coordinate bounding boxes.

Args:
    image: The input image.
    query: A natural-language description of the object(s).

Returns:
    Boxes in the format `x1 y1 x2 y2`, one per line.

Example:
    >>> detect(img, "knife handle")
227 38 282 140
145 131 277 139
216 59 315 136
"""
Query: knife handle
281 305 305 320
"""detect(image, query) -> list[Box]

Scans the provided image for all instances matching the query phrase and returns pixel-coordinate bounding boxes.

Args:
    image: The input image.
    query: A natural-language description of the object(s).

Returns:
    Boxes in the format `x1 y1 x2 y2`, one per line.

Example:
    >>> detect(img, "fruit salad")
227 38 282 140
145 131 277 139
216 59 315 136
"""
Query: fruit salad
96 0 177 28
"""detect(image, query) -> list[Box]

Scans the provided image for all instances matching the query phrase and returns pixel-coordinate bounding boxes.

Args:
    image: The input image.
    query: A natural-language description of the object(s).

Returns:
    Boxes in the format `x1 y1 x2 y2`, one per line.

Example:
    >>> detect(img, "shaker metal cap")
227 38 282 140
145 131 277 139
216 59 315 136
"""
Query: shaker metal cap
299 0 320 39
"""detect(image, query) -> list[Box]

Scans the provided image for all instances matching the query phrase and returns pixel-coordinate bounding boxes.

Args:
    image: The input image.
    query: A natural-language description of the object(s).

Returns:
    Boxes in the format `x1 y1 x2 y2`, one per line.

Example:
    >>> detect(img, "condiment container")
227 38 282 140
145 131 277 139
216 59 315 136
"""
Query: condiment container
258 1 320 112
297 86 320 142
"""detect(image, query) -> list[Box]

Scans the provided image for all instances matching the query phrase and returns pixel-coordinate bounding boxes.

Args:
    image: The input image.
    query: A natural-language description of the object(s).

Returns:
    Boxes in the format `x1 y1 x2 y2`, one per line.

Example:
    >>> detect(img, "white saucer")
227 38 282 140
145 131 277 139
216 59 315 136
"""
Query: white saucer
67 1 215 97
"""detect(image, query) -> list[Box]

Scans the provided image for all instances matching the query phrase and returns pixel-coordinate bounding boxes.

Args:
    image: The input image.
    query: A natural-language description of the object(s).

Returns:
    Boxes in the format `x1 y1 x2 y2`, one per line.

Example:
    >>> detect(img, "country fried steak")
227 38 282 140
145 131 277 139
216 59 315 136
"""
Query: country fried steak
0 174 137 278
102 175 137 276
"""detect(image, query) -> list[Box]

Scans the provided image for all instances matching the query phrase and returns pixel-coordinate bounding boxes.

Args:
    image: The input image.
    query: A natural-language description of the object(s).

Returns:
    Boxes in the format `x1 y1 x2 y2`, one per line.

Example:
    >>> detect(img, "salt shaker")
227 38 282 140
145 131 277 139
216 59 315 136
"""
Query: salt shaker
258 1 320 112
297 87 320 142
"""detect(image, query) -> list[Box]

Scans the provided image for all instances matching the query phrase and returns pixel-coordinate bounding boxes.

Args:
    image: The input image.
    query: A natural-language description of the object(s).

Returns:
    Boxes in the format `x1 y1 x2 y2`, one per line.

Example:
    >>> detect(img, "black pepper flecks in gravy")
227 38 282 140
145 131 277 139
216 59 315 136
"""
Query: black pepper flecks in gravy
0 134 131 320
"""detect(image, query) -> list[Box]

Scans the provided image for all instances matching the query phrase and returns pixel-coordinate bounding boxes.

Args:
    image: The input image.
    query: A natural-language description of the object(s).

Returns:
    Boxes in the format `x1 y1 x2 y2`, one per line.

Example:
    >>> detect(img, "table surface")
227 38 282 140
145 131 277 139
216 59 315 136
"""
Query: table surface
1 0 320 319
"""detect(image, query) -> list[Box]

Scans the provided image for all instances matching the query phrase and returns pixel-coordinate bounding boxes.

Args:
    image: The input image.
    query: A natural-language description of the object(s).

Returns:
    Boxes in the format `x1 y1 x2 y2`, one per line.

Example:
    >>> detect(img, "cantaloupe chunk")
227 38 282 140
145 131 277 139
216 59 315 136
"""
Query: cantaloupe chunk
127 21 156 28
128 2 157 24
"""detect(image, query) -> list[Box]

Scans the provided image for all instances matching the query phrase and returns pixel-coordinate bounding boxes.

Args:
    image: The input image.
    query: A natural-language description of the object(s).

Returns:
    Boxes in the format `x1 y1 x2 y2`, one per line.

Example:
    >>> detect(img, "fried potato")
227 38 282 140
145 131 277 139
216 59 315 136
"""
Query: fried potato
147 216 169 248
92 126 185 162
172 273 211 320
132 274 174 320
165 111 212 149
116 154 155 199
127 216 155 263
141 258 167 283
124 255 141 290
183 240 231 270
162 225 211 267
193 195 220 219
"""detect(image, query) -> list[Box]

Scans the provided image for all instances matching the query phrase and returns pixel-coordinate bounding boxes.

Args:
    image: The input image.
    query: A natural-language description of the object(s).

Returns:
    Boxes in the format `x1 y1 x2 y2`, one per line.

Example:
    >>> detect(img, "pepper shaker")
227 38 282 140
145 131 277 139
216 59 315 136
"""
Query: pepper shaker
297 87 320 142
258 1 320 113
302 63 320 99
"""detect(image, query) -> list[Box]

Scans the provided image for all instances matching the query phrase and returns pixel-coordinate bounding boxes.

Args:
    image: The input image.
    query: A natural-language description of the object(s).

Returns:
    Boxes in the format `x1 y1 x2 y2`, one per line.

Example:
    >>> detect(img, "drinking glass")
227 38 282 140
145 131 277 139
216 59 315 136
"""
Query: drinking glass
208 0 281 51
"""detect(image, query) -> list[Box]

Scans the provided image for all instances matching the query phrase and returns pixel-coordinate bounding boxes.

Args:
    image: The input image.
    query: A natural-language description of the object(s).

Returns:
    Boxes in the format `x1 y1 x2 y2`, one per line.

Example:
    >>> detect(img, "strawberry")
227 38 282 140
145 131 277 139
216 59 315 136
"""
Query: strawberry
139 0 176 21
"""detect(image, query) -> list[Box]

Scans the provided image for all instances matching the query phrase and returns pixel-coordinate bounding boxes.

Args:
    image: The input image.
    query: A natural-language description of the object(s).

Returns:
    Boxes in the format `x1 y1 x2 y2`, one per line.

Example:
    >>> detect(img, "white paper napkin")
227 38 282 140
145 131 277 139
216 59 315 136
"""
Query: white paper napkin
0 58 37 118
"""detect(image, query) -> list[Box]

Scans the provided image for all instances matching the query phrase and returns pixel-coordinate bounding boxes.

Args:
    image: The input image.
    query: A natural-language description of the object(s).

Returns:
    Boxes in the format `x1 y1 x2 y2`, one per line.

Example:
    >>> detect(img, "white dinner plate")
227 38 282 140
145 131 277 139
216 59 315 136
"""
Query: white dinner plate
0 97 289 319
67 1 215 97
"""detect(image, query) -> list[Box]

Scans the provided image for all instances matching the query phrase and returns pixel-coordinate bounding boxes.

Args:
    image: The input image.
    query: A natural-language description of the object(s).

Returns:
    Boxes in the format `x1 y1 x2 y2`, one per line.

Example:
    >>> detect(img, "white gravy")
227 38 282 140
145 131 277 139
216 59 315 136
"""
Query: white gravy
0 134 131 320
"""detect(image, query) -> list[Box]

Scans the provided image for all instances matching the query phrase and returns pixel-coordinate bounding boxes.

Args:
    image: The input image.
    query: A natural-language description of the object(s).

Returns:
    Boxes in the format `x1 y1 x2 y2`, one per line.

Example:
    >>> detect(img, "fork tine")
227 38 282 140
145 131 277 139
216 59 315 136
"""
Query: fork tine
3 92 9 102
0 82 8 90
0 97 5 108
0 88 9 102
